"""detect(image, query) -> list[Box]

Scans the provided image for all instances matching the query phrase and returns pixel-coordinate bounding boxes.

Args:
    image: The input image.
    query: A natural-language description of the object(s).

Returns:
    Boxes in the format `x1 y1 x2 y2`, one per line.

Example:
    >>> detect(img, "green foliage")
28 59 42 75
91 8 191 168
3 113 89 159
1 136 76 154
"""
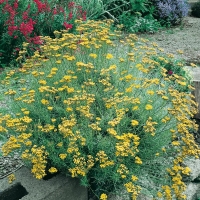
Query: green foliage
73 0 161 34
191 1 200 18
119 12 161 33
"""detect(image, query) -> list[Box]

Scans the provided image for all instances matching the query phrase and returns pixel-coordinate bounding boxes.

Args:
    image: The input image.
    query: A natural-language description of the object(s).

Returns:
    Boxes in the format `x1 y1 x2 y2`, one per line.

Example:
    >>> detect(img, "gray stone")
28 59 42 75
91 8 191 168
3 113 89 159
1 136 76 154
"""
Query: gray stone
184 158 200 181
184 66 200 82
0 166 88 200
184 183 200 200
108 187 153 200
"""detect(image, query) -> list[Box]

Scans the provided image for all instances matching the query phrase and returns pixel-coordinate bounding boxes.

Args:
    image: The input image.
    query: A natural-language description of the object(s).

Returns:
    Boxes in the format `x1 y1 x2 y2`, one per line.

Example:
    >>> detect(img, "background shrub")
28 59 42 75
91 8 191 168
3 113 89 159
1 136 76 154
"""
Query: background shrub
151 0 189 25
0 19 199 199
70 0 161 33
191 1 200 18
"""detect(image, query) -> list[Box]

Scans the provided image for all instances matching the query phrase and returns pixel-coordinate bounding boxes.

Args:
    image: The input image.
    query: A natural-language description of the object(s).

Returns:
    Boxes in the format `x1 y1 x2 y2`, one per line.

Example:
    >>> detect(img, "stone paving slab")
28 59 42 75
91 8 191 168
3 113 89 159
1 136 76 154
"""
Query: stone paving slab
185 66 200 119
0 166 88 200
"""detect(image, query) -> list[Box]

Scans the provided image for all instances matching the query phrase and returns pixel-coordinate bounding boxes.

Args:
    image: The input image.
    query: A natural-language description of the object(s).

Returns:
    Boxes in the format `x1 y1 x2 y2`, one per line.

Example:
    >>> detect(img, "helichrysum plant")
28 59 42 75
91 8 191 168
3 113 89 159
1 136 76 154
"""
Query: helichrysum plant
0 19 200 200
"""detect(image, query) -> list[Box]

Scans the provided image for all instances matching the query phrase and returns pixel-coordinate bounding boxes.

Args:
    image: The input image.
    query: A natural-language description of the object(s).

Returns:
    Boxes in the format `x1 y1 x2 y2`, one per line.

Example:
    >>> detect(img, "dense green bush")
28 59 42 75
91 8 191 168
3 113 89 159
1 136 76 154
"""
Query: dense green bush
71 0 161 33
1 19 199 200
151 0 189 25
191 1 200 18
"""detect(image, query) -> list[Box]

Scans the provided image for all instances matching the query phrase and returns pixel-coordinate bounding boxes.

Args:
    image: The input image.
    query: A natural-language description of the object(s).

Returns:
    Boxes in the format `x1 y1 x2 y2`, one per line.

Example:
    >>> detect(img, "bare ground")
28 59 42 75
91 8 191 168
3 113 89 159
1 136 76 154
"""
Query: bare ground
140 16 200 65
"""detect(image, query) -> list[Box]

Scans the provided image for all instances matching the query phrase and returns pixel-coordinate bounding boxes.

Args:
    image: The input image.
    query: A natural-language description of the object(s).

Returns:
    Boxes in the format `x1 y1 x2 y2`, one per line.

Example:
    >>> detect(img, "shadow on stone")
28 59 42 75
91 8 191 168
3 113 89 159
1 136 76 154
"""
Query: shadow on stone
0 182 28 200
42 171 60 181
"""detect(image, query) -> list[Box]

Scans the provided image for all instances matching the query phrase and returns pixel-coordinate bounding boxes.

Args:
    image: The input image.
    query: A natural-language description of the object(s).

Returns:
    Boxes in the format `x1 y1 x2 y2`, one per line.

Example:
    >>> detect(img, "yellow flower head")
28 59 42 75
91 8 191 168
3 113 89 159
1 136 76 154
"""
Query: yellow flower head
132 106 139 111
135 156 142 164
131 120 139 126
47 107 53 111
106 53 113 59
190 63 197 67
131 175 138 181
41 99 49 105
145 104 153 110
23 111 30 115
100 193 107 200
38 80 47 85
89 53 97 59
48 167 58 173
147 90 154 95
59 154 67 160
8 174 16 183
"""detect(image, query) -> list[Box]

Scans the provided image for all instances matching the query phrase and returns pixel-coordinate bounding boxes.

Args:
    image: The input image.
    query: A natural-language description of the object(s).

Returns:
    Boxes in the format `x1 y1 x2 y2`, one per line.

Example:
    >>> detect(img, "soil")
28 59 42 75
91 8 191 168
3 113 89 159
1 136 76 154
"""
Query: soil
0 16 200 180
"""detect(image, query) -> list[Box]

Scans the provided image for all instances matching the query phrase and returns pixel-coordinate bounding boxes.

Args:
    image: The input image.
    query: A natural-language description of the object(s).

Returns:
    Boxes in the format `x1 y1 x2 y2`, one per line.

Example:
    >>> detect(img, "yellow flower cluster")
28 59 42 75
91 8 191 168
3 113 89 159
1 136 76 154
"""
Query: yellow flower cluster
8 174 16 184
96 151 114 168
115 133 140 157
143 117 158 136
124 182 141 200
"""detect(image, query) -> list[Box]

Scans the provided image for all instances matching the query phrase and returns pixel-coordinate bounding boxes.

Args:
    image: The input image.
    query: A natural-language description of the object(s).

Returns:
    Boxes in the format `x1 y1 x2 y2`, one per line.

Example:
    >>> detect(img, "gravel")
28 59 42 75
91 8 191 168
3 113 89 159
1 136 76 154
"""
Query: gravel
0 151 23 179
139 16 200 65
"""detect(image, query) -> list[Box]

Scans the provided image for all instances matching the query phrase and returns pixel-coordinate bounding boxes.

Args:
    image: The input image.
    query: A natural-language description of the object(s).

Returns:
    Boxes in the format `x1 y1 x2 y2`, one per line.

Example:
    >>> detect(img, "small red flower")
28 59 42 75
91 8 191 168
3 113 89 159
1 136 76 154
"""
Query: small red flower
33 0 50 12
63 22 73 29
168 70 173 75
82 11 86 21
13 0 18 9
22 11 28 20
53 8 57 15
59 6 64 13
8 25 18 36
31 36 43 45
19 18 35 36
68 12 73 20
68 2 75 9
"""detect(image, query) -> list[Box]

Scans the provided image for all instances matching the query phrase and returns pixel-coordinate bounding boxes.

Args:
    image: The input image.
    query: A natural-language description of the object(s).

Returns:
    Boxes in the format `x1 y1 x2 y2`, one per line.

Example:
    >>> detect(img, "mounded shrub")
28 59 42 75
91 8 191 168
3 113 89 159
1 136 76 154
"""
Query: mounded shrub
0 19 199 199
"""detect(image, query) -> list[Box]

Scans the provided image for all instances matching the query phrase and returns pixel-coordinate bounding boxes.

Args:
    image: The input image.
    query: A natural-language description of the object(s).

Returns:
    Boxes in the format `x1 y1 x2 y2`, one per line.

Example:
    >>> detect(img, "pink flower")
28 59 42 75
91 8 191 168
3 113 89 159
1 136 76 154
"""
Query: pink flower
8 25 18 36
68 2 75 9
59 6 64 13
63 22 72 29
22 11 28 20
53 8 57 15
168 70 173 75
82 11 86 21
33 0 50 12
13 0 18 9
19 18 35 36
68 12 73 20
31 36 43 45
